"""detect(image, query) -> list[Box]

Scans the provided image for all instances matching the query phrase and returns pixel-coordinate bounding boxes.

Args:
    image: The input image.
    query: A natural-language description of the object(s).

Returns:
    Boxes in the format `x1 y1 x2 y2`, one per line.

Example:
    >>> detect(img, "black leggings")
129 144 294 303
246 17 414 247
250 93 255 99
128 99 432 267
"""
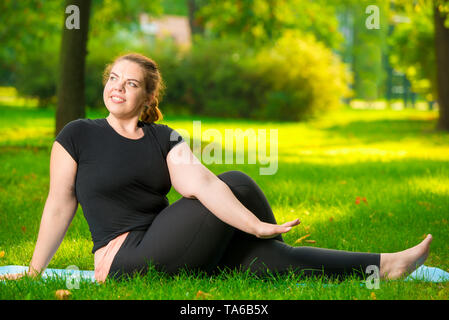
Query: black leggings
108 171 380 281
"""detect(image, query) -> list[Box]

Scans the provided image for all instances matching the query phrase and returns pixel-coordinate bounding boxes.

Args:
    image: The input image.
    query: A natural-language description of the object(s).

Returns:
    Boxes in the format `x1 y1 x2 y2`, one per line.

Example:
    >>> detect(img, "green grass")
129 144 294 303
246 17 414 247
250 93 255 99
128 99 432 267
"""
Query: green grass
1 105 449 300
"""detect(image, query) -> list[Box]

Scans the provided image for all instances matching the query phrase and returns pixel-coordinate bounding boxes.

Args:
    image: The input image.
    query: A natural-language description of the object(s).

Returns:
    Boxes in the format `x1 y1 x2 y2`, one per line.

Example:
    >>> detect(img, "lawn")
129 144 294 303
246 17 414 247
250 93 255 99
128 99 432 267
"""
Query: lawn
0 105 448 300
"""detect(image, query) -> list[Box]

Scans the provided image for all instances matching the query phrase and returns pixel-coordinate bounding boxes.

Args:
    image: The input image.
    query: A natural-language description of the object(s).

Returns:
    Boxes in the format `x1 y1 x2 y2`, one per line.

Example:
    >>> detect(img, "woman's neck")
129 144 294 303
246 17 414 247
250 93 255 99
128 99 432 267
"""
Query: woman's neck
106 114 142 135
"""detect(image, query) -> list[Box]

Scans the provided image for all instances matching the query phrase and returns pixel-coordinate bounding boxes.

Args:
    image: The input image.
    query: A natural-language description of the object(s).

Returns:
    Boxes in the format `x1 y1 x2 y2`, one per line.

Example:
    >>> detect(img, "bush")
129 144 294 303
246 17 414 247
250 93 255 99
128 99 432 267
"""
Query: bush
153 37 254 118
12 25 152 109
12 27 351 121
152 31 351 121
245 30 352 120
14 37 59 107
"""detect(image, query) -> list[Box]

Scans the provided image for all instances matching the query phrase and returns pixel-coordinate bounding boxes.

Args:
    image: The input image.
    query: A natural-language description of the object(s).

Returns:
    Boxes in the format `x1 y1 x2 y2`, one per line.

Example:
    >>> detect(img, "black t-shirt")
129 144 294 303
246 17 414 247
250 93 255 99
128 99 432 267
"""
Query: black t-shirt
55 118 184 253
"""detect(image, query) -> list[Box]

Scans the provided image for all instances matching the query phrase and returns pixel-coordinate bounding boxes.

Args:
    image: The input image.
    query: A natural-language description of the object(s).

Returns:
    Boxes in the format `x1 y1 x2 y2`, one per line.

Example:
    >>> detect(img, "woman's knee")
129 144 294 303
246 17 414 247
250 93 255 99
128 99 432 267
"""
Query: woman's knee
217 170 257 189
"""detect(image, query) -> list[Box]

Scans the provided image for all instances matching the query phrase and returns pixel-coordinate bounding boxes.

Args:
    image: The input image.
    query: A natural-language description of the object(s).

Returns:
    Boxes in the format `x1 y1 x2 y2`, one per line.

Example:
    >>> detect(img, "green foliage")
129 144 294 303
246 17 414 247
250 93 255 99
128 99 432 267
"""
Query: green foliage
246 30 352 120
0 0 63 102
159 37 254 118
197 0 344 50
1 0 163 107
13 44 59 107
389 0 436 101
91 0 163 29
148 32 351 121
160 0 189 16
354 0 389 100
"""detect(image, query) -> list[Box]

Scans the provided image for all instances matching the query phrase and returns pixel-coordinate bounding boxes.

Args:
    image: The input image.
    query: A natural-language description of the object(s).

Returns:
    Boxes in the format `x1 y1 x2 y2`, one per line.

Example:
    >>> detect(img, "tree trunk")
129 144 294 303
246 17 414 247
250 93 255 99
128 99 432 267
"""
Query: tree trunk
55 0 91 136
187 0 204 40
434 0 449 131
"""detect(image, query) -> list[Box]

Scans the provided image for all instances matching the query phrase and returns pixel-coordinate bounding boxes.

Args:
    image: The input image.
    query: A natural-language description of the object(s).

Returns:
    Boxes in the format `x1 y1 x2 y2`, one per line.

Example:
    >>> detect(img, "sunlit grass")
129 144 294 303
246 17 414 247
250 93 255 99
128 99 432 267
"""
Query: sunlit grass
0 87 40 107
1 105 448 299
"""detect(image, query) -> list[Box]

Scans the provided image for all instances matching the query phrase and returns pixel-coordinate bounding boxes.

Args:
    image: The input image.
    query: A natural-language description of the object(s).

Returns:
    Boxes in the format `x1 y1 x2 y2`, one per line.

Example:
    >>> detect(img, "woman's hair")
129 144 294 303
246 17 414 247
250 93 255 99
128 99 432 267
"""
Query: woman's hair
102 52 165 123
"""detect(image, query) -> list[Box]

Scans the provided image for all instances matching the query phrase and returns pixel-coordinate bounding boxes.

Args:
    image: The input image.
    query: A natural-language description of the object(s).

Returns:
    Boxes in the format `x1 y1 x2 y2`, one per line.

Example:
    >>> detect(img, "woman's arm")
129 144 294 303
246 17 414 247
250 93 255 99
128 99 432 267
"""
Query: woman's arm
27 141 79 276
167 142 300 239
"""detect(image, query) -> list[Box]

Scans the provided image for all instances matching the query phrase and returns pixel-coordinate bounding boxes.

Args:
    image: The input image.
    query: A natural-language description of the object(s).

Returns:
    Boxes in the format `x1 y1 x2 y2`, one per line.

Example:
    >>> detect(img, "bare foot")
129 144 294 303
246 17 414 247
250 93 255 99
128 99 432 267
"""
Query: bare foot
380 234 433 280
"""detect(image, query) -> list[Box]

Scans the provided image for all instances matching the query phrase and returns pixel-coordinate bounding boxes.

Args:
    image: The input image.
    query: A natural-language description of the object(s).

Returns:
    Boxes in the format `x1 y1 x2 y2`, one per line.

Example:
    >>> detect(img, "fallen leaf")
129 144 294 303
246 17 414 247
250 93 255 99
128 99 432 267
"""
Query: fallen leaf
55 289 71 300
0 251 5 258
294 234 311 244
196 290 212 299
370 292 376 300
305 240 316 244
417 201 431 208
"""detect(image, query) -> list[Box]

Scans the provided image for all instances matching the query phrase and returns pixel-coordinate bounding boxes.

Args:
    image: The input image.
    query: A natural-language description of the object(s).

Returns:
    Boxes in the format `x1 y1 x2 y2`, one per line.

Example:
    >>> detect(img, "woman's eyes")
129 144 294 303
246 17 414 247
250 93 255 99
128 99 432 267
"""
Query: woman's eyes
109 76 137 87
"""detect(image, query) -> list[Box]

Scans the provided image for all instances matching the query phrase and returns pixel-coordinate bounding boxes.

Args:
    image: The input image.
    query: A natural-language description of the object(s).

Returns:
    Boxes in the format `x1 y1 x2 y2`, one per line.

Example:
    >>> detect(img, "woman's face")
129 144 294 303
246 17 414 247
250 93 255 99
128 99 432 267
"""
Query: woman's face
103 59 151 119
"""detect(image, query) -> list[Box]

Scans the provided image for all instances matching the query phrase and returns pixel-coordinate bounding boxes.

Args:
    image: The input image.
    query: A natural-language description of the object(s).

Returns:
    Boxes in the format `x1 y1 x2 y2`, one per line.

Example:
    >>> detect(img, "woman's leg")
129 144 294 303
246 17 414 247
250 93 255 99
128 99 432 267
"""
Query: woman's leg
108 170 429 281
108 170 279 280
214 236 380 279
211 173 431 280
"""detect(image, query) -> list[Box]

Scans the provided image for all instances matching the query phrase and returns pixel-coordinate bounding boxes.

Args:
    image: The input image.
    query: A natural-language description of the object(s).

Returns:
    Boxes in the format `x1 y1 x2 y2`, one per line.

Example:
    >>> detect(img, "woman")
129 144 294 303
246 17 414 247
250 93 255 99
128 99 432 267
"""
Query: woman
2 53 432 283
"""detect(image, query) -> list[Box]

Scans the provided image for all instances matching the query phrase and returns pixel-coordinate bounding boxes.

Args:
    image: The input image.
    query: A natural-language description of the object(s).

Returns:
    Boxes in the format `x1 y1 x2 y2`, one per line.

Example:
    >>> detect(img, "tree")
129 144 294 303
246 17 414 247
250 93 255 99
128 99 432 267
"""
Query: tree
389 0 449 130
196 0 343 49
186 0 206 39
55 0 163 135
347 0 389 101
389 1 436 106
434 0 449 130
0 1 63 103
55 0 92 135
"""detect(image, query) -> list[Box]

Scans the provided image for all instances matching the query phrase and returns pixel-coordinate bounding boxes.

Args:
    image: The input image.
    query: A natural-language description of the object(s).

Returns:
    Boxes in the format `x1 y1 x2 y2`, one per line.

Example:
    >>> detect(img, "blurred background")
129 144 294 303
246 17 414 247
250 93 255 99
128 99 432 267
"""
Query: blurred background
1 0 448 132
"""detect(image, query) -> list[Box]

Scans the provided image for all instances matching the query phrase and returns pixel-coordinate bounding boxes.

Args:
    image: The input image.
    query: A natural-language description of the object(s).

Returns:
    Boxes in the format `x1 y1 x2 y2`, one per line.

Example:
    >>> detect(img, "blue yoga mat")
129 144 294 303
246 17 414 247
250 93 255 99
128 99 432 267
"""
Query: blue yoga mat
0 265 96 283
405 265 449 282
1 265 449 283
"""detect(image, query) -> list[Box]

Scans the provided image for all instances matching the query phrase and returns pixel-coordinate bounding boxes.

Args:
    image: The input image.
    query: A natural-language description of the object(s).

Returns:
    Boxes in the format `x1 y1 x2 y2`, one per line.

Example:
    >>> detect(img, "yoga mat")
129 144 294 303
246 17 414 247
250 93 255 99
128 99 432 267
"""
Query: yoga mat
405 265 449 283
0 265 96 283
1 265 449 284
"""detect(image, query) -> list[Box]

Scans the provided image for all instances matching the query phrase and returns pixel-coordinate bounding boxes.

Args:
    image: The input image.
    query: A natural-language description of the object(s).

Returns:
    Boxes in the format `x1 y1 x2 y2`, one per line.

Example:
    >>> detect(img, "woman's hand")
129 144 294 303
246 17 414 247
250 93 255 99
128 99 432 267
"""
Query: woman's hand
0 273 27 281
254 218 301 239
0 268 40 281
